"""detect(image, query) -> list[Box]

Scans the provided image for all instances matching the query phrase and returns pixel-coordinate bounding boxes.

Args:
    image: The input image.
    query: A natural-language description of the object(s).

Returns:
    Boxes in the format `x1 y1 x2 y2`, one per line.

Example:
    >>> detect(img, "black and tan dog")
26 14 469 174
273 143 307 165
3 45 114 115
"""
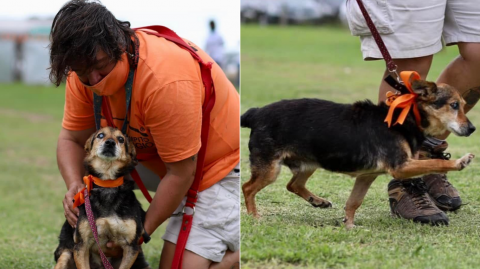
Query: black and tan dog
54 127 149 269
241 79 476 228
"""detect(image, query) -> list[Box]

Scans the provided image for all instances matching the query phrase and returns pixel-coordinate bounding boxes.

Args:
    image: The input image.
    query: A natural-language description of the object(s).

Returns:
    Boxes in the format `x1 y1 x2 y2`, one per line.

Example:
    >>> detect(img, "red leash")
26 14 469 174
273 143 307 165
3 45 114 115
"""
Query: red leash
353 0 425 127
84 189 114 269
133 25 216 269
354 0 398 76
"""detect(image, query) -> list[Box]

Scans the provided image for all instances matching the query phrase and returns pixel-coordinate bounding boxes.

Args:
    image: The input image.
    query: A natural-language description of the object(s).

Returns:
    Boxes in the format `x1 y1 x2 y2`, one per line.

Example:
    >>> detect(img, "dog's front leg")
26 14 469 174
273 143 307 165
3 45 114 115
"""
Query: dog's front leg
118 245 140 269
344 175 377 229
389 153 475 179
73 243 90 269
54 250 75 269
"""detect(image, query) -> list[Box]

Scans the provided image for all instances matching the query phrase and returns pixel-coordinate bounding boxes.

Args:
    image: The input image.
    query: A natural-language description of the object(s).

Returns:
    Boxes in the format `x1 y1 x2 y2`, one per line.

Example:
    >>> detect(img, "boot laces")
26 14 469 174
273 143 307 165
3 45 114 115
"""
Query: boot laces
436 173 452 188
404 179 435 210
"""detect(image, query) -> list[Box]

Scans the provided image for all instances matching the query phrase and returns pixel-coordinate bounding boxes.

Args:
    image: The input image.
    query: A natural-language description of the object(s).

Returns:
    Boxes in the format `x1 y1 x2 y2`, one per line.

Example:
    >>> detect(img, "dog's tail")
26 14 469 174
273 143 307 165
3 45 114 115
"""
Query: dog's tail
241 108 259 128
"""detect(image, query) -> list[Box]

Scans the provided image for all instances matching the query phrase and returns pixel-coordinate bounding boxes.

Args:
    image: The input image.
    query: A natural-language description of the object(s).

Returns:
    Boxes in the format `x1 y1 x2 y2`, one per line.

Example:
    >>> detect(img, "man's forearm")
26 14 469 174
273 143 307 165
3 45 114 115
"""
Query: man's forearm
57 138 86 189
143 172 195 236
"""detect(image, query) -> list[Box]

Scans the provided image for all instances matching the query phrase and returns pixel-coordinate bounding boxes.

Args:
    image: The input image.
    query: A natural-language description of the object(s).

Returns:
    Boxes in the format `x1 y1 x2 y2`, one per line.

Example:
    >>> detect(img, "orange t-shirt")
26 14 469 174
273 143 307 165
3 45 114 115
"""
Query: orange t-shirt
62 30 239 191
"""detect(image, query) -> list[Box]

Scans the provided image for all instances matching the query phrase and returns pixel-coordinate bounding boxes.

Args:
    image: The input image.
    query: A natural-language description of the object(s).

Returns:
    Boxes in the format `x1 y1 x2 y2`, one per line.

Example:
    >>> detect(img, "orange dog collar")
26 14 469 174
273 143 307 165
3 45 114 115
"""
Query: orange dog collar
72 175 124 209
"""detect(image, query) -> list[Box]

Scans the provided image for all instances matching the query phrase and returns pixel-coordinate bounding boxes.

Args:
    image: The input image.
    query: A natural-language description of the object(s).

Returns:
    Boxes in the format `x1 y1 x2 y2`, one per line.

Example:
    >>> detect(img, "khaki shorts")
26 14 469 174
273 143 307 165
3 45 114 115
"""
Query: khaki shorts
129 163 240 262
346 0 480 60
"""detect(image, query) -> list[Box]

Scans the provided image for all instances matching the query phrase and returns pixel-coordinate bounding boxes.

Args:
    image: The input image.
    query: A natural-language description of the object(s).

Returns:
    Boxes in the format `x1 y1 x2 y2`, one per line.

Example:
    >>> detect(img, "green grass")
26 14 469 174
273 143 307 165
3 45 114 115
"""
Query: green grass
240 25 480 268
0 83 165 268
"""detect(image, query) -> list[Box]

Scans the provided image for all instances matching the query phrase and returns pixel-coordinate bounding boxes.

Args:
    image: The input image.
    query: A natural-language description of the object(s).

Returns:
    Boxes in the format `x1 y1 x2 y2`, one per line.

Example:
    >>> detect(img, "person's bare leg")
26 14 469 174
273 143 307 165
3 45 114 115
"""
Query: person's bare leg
159 241 211 269
159 241 239 269
378 56 433 103
436 42 480 139
209 250 239 269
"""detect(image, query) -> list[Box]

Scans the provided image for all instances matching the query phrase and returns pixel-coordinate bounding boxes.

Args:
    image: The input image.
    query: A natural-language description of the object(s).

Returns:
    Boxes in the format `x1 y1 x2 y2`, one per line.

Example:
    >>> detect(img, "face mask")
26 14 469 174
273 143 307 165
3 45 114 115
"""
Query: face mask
80 53 130 96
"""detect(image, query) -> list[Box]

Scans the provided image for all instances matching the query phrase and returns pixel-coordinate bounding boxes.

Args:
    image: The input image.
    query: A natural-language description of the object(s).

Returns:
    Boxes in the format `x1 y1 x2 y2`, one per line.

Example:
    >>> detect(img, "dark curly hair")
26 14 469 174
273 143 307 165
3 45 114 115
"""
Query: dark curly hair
49 0 138 86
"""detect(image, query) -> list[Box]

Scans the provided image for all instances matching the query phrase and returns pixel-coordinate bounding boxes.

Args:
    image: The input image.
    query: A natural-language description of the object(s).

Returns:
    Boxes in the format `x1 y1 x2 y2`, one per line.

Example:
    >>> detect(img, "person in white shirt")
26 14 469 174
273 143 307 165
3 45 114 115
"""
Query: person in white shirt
205 20 225 68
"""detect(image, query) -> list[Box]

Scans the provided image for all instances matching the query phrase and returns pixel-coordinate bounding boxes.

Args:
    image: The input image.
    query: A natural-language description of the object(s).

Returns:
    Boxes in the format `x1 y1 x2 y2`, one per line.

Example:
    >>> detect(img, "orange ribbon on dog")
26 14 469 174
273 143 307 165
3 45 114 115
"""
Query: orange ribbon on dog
384 71 422 128
72 175 124 209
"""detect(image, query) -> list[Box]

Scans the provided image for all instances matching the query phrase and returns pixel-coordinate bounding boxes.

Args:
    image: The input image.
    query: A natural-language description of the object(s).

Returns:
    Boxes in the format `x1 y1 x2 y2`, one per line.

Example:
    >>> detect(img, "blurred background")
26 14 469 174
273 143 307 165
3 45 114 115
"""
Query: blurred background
0 0 240 86
241 0 347 26
0 1 239 268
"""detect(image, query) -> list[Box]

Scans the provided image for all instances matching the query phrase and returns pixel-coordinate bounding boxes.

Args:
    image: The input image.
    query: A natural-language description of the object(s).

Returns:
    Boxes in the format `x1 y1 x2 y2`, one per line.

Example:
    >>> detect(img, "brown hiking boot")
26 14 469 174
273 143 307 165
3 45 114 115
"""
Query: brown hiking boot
419 140 462 211
388 178 449 225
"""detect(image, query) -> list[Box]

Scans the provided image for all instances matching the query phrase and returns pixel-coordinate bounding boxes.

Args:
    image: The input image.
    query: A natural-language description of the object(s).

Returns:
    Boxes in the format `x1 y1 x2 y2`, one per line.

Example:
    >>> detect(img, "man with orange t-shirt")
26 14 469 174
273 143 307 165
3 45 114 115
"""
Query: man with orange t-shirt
49 1 239 268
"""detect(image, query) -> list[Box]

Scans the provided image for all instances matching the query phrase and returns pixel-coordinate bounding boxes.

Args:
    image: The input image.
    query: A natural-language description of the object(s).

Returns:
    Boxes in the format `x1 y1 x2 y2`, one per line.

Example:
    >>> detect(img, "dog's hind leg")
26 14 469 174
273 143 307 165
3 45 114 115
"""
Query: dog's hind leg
285 163 331 208
344 174 377 229
242 160 282 217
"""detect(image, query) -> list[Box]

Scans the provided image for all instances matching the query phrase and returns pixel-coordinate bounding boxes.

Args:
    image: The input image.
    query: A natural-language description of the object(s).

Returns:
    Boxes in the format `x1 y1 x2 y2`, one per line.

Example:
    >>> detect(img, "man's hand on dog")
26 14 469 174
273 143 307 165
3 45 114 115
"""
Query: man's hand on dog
104 242 123 258
63 183 85 227
103 238 143 257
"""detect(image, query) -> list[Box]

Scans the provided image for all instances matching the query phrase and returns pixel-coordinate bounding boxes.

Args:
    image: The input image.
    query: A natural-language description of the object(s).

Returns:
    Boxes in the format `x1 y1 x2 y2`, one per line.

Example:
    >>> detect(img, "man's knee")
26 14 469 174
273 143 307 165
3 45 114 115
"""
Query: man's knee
462 87 480 113
458 42 480 64
209 250 239 269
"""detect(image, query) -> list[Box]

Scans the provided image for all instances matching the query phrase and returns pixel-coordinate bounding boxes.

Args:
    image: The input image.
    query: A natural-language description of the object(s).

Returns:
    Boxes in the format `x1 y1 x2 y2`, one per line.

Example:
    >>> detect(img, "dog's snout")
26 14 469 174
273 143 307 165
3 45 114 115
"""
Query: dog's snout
468 121 476 135
105 138 116 147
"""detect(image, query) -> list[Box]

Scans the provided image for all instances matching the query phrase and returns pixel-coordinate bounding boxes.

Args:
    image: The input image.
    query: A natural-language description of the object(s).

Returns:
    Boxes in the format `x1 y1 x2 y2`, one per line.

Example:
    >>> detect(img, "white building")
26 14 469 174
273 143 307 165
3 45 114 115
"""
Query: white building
0 18 52 84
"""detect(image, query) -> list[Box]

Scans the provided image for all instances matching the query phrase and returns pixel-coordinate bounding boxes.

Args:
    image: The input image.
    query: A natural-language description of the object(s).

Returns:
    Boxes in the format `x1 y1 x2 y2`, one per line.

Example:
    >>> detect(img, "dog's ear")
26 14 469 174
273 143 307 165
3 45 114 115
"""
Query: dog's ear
125 136 138 166
412 80 437 97
84 131 98 153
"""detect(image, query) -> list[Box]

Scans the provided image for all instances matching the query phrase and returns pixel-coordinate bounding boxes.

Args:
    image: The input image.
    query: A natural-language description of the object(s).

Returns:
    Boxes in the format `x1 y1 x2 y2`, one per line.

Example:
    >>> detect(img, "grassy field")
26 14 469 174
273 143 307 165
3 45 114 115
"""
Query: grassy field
240 25 480 268
0 84 165 268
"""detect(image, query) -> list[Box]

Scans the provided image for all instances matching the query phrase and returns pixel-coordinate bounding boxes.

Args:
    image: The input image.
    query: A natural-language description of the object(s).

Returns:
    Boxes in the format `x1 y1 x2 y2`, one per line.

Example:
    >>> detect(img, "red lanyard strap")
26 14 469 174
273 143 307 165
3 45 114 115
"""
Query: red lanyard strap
88 26 215 269
354 0 397 74
133 26 216 269
133 25 215 111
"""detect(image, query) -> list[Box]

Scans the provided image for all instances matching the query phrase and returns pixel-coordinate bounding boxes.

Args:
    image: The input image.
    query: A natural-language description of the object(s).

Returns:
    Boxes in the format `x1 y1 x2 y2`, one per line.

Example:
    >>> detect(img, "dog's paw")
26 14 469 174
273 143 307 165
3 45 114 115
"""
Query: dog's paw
343 218 356 230
457 153 475 170
246 211 261 219
345 223 356 230
309 196 332 208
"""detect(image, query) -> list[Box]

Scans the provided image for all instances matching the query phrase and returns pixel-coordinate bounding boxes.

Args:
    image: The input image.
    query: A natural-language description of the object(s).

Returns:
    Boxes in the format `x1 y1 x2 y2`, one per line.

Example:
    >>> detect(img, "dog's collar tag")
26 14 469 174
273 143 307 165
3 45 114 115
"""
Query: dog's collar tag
385 91 401 106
